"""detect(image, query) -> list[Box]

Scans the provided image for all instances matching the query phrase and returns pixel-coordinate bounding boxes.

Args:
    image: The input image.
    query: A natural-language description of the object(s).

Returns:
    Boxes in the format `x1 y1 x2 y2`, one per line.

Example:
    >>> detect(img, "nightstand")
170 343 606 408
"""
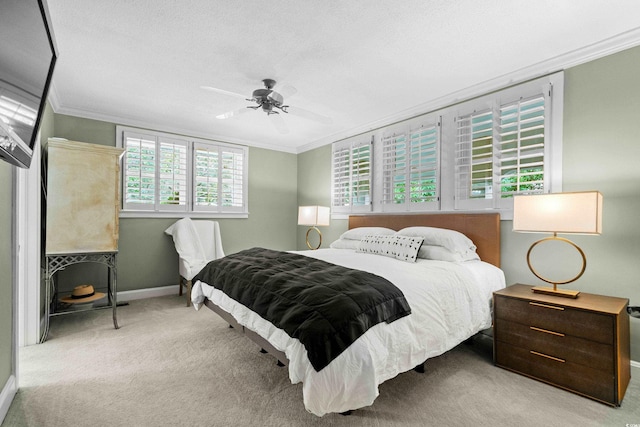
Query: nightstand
493 284 630 406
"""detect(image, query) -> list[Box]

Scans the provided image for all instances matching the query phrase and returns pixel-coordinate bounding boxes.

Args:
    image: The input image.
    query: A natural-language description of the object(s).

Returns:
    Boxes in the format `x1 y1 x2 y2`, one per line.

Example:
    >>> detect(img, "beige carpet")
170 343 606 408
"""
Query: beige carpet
3 295 639 427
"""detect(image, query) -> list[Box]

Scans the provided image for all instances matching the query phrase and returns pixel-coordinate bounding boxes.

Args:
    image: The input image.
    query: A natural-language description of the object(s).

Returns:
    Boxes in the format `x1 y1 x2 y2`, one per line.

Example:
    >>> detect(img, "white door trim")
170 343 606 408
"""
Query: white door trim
17 137 42 347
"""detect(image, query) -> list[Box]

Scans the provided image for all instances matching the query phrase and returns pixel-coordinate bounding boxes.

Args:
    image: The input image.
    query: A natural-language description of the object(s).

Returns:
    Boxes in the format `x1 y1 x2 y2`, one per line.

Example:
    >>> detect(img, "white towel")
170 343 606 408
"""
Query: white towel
164 217 208 279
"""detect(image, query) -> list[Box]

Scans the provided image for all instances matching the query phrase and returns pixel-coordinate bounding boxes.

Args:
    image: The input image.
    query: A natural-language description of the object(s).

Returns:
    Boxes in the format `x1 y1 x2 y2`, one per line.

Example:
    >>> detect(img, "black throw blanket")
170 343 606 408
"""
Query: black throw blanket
194 247 411 371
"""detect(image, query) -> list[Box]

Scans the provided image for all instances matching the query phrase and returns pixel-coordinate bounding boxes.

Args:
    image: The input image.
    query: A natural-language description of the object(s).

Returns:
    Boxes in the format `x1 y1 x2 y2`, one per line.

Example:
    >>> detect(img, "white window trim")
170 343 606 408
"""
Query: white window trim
116 125 249 218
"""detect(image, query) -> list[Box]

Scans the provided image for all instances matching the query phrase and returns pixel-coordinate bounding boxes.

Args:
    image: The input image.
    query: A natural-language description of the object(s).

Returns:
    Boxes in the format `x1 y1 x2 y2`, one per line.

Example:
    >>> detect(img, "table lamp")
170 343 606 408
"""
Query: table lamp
298 206 330 250
512 191 603 298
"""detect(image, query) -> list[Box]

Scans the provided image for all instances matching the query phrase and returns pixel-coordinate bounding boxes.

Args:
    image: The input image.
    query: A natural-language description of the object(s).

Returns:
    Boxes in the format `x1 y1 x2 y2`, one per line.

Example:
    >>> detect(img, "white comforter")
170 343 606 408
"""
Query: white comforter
191 248 505 416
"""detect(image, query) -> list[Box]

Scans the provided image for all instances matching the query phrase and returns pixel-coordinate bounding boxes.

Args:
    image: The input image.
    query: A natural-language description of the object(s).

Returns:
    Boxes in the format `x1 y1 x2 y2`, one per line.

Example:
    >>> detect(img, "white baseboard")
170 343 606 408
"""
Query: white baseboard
117 285 179 302
631 360 640 370
0 375 17 425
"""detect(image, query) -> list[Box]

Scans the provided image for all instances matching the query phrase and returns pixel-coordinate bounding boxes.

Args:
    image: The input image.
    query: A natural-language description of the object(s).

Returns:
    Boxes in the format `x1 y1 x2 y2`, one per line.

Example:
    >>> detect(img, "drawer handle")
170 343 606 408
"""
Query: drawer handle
529 302 564 311
530 350 565 363
530 326 565 337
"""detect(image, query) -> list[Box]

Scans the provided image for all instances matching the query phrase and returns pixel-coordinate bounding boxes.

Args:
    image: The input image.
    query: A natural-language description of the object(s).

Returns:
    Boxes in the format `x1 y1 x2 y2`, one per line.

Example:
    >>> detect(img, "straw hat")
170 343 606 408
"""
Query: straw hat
59 284 106 304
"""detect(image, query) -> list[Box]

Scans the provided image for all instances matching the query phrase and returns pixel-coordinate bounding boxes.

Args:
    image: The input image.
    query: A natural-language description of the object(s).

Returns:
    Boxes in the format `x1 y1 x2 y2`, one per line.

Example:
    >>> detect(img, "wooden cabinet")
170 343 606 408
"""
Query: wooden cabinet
493 284 630 406
45 139 124 254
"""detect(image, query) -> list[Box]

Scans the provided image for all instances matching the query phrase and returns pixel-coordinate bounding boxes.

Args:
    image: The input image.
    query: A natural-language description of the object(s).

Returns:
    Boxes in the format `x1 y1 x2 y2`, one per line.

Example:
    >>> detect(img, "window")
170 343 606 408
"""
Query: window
331 73 563 218
331 136 372 214
455 109 494 208
380 118 440 212
497 96 545 198
117 126 248 217
193 142 245 213
452 84 553 211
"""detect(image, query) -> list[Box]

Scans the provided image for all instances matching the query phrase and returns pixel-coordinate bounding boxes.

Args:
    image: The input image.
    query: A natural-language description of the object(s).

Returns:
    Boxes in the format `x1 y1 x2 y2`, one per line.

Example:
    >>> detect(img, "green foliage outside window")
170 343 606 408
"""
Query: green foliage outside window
500 168 544 197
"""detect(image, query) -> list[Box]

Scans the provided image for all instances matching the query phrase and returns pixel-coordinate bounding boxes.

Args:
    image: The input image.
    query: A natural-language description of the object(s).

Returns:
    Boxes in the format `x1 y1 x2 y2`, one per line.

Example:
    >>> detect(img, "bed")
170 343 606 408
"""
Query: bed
191 213 505 416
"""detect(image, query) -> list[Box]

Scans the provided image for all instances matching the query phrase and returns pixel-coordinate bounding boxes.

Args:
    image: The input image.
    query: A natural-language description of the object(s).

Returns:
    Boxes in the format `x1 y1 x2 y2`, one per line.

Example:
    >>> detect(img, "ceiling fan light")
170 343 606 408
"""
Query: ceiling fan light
269 92 283 106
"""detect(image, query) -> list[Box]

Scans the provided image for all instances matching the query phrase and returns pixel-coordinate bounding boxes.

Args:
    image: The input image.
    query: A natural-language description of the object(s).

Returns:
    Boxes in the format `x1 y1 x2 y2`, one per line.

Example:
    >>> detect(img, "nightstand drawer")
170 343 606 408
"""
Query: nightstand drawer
494 295 613 344
495 341 615 404
494 318 614 372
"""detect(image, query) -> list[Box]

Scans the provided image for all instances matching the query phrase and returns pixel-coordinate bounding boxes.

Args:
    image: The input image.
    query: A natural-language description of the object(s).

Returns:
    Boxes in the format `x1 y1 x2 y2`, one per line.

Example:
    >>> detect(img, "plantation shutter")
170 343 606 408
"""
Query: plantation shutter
122 132 157 210
497 95 545 200
381 121 439 211
331 137 372 213
158 138 188 211
407 123 439 208
332 144 350 208
194 144 218 209
194 143 246 213
220 146 245 210
454 109 494 209
381 132 407 207
453 85 550 210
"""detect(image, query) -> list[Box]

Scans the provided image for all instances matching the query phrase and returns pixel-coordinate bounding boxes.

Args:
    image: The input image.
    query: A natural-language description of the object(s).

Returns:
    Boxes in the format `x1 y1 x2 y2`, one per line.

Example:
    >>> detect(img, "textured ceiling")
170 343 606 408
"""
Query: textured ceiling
46 0 640 153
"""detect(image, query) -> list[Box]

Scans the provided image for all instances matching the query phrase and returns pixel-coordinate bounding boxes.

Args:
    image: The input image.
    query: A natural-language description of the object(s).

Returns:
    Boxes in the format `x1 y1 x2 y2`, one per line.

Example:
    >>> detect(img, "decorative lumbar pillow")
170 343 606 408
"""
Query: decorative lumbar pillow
396 226 476 255
357 234 424 262
339 227 396 241
418 245 480 262
391 235 425 262
357 235 394 256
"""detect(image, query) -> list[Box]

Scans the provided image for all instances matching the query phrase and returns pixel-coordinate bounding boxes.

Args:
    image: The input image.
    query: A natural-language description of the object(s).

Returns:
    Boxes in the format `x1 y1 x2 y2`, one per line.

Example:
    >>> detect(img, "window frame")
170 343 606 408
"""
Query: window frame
116 125 249 218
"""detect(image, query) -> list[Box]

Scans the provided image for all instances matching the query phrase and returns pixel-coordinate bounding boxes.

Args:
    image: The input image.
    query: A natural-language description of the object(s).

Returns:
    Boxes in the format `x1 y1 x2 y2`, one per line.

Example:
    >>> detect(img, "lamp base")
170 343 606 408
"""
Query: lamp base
305 226 322 250
531 286 580 299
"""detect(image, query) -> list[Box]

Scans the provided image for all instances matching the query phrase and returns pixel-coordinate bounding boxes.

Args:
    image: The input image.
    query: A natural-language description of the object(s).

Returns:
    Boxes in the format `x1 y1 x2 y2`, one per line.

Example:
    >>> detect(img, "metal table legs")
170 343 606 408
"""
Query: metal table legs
41 252 119 343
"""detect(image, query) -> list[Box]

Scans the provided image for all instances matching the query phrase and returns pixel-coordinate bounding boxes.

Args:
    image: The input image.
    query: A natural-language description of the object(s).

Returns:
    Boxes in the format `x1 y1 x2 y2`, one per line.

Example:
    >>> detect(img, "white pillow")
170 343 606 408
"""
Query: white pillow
396 226 476 255
339 227 396 241
357 234 424 262
418 245 480 262
329 239 360 250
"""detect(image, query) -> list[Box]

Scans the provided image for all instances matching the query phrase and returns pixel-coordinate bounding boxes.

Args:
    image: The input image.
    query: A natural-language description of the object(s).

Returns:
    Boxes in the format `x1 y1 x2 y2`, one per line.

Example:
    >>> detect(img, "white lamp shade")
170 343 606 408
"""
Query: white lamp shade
298 206 330 226
513 191 602 234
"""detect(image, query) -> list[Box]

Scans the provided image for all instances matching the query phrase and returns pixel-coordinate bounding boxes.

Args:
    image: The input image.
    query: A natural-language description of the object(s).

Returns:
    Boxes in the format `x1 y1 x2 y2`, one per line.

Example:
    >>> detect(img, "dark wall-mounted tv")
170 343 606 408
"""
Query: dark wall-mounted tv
0 0 57 169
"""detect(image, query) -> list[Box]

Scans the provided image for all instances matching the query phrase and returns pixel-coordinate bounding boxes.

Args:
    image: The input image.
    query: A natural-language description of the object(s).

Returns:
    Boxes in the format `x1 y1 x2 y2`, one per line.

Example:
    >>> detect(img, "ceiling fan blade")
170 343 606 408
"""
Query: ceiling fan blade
287 105 333 125
201 86 248 100
278 84 298 99
215 107 250 119
269 113 289 134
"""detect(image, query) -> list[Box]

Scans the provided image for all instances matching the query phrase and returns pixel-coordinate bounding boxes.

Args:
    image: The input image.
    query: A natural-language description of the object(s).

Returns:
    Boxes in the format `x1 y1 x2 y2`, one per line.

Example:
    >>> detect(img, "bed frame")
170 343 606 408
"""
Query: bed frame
204 212 501 368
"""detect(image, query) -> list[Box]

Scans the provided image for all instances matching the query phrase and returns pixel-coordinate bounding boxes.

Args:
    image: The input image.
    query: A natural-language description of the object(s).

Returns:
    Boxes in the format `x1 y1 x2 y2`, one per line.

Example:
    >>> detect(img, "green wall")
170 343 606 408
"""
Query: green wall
297 45 640 361
295 144 343 249
49 114 298 291
0 161 13 396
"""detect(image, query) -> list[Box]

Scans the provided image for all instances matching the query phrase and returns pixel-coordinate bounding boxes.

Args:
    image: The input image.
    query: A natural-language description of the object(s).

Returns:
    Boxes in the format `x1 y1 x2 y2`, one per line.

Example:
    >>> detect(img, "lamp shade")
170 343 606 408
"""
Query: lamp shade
513 191 602 234
298 206 330 226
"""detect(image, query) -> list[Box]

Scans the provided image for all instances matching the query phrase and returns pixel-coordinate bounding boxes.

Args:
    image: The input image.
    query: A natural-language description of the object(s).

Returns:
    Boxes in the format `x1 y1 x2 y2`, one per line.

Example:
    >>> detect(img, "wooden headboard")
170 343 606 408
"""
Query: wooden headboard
349 213 501 267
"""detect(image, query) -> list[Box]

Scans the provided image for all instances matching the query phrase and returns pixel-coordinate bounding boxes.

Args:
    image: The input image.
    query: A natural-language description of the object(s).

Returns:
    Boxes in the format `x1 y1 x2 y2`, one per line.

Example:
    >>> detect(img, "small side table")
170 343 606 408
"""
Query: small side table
41 252 119 343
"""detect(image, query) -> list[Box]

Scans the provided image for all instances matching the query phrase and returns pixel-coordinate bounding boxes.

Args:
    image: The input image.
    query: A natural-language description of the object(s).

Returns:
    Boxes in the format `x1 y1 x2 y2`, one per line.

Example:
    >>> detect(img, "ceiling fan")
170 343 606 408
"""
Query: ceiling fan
201 79 332 134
